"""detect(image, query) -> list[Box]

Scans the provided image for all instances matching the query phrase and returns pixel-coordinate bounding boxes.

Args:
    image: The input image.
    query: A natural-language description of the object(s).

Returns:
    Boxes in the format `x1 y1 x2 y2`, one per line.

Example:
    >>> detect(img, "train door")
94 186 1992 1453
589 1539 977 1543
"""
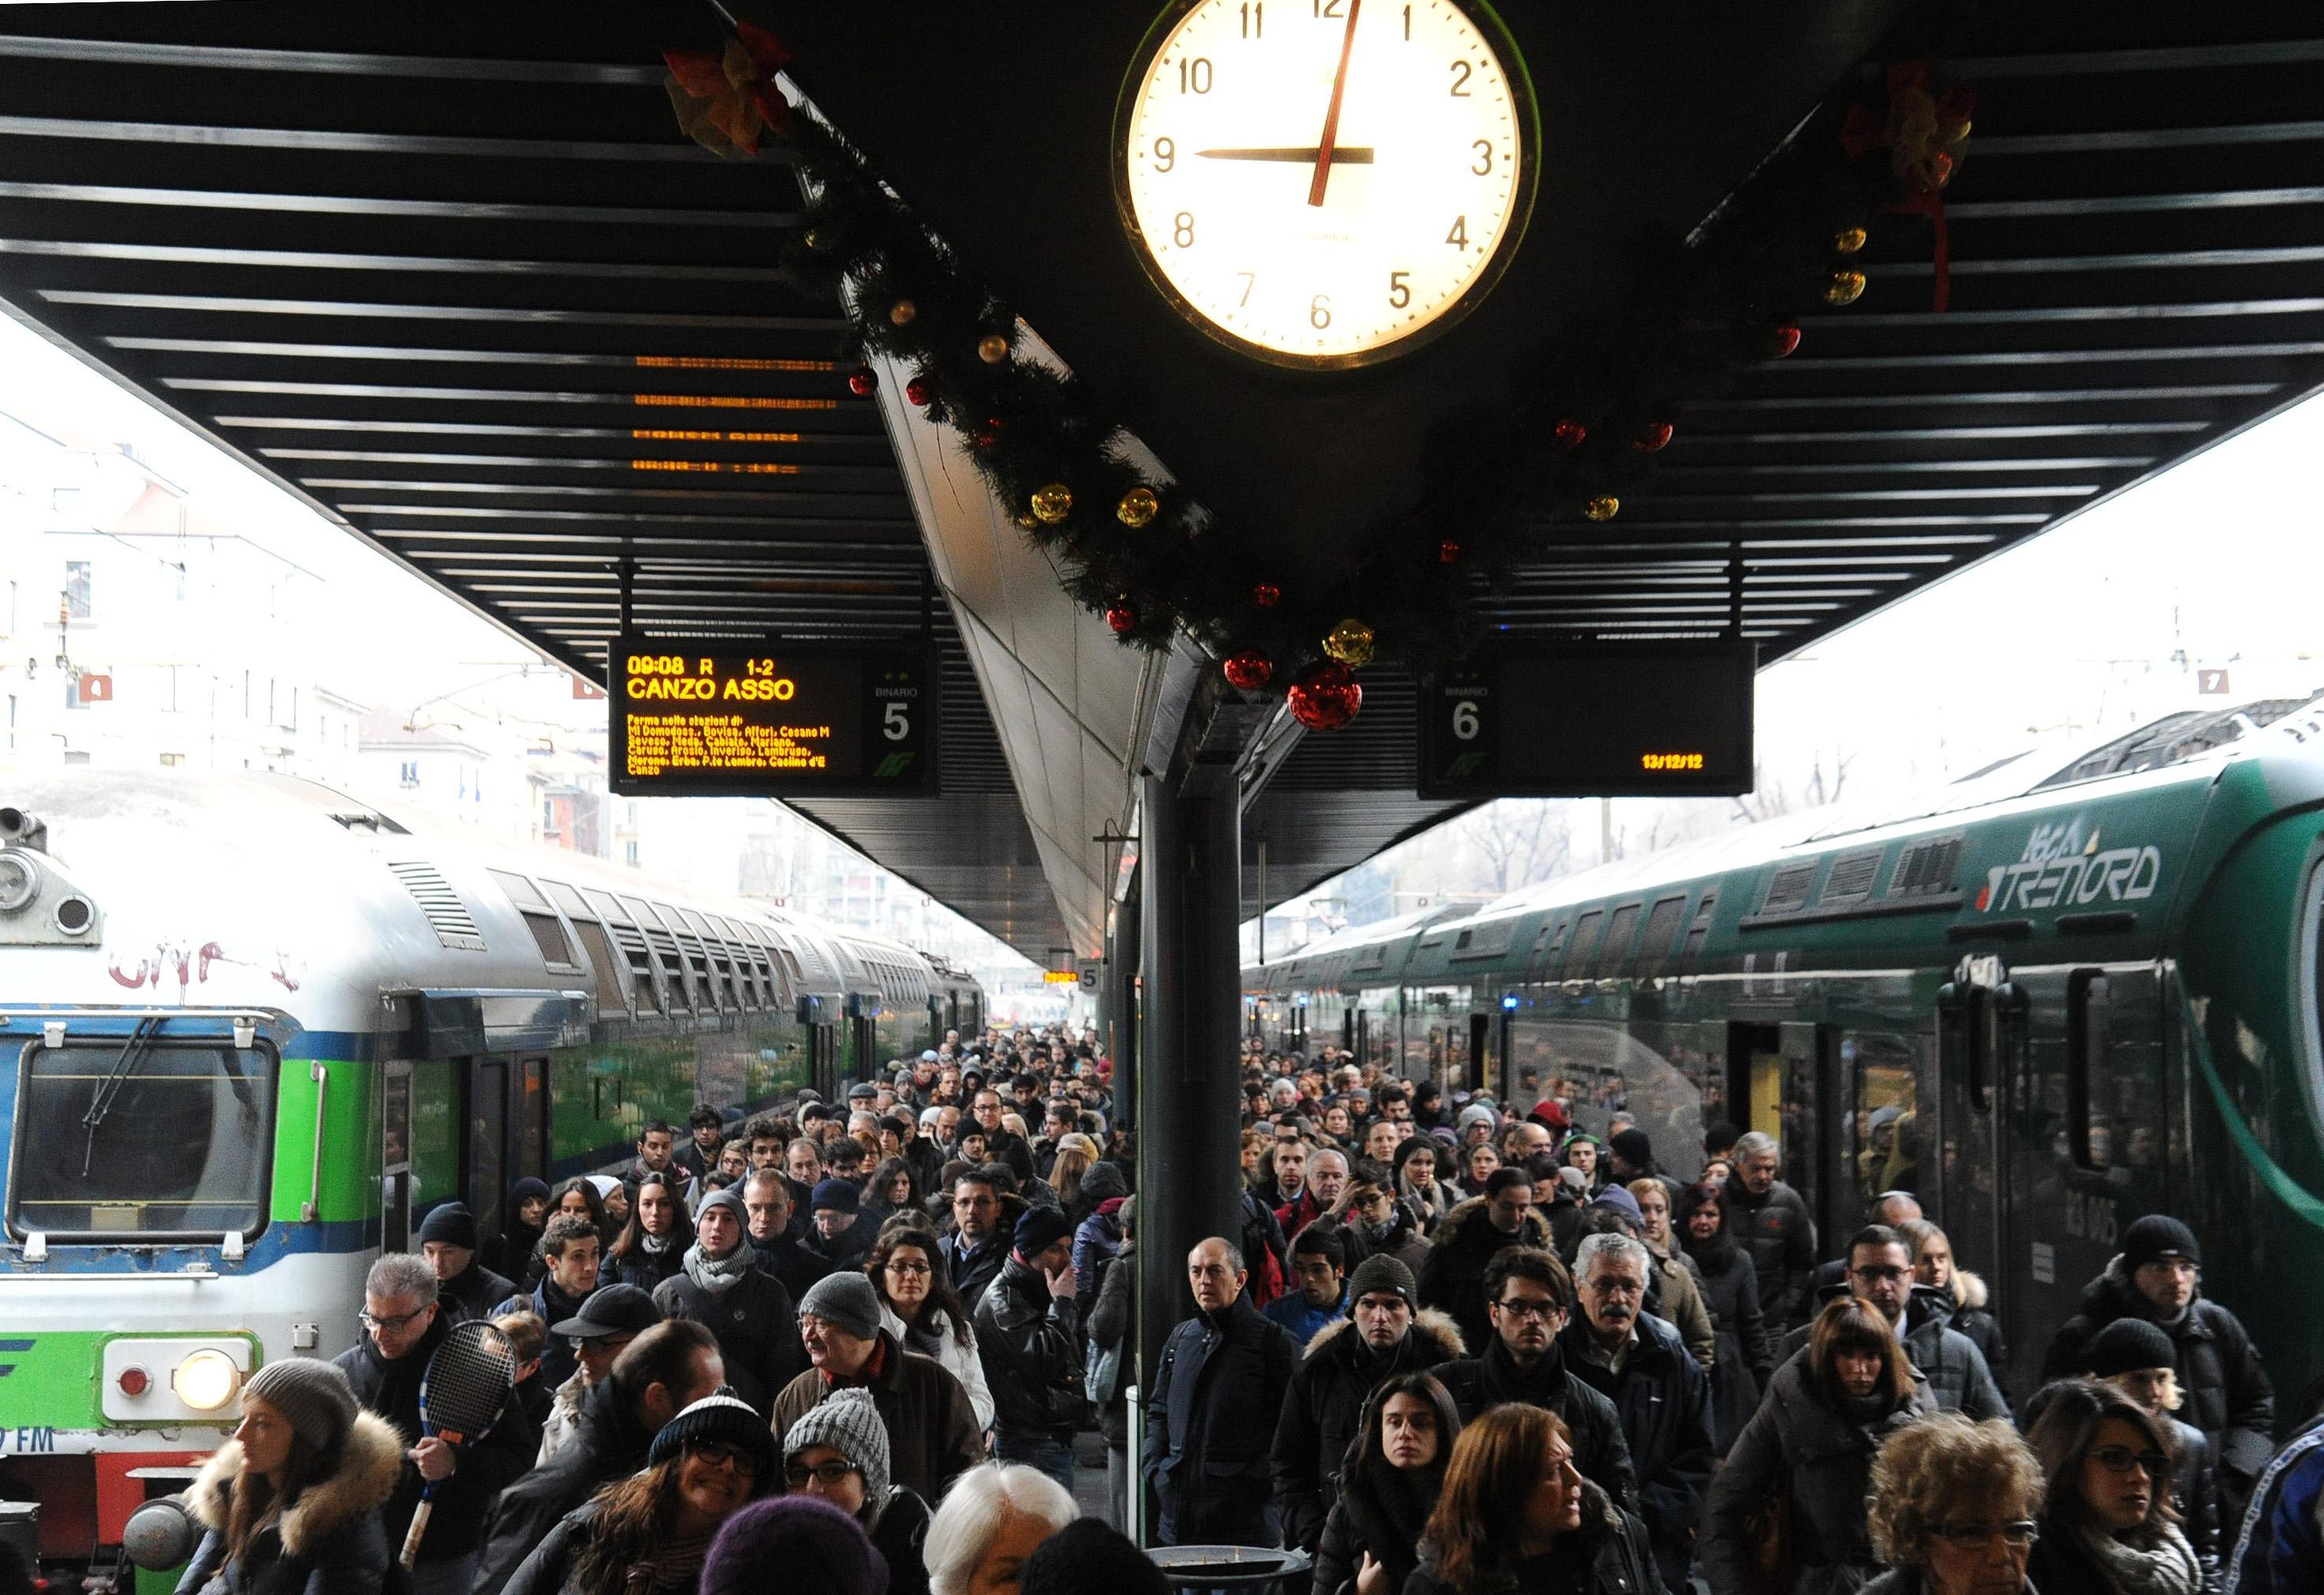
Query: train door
849 1014 877 1087
811 1021 843 1102
382 1059 414 1253
1725 1020 1838 1246
509 1055 548 1186
1937 959 2021 1353
1469 1013 1492 1100
467 1058 507 1242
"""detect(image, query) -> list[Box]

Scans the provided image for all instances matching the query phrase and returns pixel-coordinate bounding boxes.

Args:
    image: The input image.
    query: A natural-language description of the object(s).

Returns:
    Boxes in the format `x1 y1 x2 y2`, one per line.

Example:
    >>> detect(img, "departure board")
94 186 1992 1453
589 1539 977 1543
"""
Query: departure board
1418 645 1755 798
609 640 938 797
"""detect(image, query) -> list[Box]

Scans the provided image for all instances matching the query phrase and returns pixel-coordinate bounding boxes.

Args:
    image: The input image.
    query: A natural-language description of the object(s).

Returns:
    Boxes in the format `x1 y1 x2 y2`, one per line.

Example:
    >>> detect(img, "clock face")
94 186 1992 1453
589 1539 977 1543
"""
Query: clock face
1116 0 1537 369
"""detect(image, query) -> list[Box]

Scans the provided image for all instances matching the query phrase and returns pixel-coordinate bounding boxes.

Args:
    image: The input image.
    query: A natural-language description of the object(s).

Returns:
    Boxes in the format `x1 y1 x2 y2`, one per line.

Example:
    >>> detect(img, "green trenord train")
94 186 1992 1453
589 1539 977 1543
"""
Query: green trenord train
1245 694 2324 1421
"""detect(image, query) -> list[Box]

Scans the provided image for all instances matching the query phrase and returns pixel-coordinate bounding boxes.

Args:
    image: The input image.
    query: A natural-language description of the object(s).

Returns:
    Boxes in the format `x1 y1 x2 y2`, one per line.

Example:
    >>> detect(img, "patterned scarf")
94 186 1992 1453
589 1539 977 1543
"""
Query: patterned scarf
2075 1522 2202 1595
683 1242 755 1297
621 1527 718 1595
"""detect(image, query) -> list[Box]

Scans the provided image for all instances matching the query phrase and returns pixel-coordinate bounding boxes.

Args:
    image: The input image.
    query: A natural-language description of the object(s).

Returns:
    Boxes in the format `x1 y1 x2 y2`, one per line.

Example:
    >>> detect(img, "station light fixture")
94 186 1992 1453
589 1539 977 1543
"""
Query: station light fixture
171 1348 241 1412
1501 993 1520 1010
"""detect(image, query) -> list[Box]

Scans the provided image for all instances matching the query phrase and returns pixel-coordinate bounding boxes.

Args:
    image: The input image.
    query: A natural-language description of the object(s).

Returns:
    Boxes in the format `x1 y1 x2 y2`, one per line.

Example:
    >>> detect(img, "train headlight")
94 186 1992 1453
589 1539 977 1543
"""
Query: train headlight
0 852 39 913
171 1348 241 1411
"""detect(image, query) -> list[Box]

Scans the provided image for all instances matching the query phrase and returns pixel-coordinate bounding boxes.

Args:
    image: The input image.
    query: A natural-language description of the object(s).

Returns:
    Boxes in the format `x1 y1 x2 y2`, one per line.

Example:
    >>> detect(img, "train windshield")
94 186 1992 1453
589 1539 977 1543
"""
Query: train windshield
7 1038 278 1239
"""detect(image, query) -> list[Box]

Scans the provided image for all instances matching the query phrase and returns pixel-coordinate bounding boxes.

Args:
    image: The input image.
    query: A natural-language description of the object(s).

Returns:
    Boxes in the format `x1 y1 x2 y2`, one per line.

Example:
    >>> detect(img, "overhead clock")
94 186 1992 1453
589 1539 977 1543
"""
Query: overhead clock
1116 0 1539 370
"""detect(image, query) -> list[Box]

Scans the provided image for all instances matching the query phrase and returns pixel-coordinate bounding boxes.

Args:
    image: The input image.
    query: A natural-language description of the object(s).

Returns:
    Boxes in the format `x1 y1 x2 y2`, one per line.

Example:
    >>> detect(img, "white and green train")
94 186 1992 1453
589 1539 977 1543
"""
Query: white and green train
0 766 977 1586
1248 693 2324 1420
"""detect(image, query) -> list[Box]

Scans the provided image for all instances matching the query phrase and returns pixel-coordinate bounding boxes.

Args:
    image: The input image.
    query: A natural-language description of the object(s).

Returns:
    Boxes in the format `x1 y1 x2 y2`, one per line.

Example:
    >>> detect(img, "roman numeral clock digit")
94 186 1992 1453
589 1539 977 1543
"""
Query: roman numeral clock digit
1116 0 1539 369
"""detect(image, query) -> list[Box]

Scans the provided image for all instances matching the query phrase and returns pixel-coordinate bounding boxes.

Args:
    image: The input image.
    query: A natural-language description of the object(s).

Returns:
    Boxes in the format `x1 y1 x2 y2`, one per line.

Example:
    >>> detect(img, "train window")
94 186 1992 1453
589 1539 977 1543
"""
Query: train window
1595 903 1642 979
1848 1031 1931 1209
1680 893 1718 975
2065 971 2158 1171
625 899 693 1011
1635 895 1688 981
570 920 631 1018
487 871 577 970
8 1037 279 1239
1822 848 1884 907
1562 910 1604 981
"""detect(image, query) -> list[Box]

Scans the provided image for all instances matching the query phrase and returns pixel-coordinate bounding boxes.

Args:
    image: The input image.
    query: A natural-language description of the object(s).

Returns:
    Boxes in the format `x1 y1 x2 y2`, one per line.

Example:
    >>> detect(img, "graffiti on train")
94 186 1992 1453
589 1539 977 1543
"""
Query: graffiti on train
108 938 305 996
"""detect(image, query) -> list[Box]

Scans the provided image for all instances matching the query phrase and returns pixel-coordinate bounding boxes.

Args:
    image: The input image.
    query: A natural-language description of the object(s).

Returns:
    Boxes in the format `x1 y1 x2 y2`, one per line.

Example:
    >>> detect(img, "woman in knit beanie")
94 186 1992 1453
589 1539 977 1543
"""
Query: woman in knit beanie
699 1496 887 1595
175 1359 405 1595
507 1395 774 1595
785 1388 932 1595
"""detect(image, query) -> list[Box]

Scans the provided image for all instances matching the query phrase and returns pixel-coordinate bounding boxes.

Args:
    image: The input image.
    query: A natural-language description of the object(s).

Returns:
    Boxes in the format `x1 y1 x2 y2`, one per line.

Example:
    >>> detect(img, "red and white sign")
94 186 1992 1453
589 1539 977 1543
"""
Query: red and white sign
76 673 113 704
571 674 607 701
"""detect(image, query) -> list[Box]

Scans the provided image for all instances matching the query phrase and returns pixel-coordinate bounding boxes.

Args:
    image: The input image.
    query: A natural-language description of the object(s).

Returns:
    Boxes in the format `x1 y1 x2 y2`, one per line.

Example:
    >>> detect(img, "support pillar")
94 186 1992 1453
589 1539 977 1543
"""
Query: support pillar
1105 876 1140 1135
1134 773 1244 1474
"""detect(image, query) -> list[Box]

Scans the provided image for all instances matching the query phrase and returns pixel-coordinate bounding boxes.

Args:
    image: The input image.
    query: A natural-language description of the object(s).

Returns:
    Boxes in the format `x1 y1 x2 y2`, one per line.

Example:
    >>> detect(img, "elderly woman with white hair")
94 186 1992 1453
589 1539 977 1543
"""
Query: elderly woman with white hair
923 1462 1077 1595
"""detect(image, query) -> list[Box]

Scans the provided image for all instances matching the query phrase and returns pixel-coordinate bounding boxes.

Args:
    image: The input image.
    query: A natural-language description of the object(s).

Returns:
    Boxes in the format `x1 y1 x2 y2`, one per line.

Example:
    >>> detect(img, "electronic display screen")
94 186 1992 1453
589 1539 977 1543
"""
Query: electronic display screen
1418 645 1755 798
609 639 937 797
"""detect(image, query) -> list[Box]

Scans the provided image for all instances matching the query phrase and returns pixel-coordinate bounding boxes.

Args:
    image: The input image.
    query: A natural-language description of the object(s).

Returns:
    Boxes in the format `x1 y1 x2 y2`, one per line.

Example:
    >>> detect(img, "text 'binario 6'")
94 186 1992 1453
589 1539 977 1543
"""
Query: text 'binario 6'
1418 644 1755 798
608 640 938 798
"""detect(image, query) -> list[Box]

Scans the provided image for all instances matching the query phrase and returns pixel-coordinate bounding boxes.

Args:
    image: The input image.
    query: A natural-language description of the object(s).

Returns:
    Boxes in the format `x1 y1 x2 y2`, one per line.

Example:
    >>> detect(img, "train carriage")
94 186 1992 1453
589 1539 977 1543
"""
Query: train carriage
0 767 975 1583
1247 695 2324 1422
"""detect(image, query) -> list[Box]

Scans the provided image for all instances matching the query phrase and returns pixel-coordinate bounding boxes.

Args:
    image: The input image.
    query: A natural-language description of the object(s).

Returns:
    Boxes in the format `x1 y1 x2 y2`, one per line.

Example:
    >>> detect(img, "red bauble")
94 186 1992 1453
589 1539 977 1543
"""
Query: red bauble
1768 323 1803 359
973 416 1004 448
1438 540 1461 565
1222 650 1273 691
904 375 934 408
1288 663 1362 732
1632 421 1674 453
1105 602 1138 636
1251 583 1282 610
1553 418 1587 450
847 366 877 397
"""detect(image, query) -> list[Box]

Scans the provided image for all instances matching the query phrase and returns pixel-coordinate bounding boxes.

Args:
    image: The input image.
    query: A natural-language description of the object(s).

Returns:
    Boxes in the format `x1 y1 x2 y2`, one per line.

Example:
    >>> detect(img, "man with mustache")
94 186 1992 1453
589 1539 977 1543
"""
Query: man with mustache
1562 1233 1714 1595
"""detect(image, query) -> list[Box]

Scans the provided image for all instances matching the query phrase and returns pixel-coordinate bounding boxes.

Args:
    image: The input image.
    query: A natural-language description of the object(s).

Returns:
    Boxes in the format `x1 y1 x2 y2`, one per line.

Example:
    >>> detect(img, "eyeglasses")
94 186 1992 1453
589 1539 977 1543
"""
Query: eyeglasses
359 1305 431 1333
886 1259 934 1276
1935 1521 2039 1551
785 1459 861 1488
1494 1298 1558 1320
1849 1265 1912 1284
2091 1446 2171 1478
689 1440 759 1474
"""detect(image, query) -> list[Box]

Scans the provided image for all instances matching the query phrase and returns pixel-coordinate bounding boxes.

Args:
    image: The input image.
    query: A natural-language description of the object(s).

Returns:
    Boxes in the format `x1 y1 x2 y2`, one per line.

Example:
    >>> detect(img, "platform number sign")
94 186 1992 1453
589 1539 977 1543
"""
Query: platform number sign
1418 646 1755 799
2197 669 2230 696
609 638 938 798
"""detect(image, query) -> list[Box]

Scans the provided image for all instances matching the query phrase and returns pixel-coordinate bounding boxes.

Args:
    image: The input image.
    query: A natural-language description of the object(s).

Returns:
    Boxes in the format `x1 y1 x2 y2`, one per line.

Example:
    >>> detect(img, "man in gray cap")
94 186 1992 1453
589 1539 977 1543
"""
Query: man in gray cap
768 1270 983 1501
972 1204 1084 1489
651 1185 805 1417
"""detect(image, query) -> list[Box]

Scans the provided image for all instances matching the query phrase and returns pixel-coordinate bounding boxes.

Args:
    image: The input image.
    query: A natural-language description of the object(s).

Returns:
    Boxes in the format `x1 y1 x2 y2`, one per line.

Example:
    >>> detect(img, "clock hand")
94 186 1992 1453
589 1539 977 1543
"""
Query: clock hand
1197 146 1375 163
1307 0 1363 207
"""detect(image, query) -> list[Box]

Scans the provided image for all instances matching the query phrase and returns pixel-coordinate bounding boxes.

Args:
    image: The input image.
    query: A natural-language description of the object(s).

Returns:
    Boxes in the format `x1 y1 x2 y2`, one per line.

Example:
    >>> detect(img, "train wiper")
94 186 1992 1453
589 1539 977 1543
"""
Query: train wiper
79 1015 158 1177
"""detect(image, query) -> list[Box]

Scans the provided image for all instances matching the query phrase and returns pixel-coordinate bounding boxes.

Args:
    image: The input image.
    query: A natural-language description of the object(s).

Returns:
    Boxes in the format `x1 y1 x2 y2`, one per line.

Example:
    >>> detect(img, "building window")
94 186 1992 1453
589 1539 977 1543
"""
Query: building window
64 562 91 620
159 753 185 768
399 760 420 788
625 839 640 867
51 487 80 514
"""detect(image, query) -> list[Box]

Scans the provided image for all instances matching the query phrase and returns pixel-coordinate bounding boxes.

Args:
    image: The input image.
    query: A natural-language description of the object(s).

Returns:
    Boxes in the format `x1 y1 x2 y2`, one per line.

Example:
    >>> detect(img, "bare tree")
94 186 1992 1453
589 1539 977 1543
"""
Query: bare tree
1459 801 1574 893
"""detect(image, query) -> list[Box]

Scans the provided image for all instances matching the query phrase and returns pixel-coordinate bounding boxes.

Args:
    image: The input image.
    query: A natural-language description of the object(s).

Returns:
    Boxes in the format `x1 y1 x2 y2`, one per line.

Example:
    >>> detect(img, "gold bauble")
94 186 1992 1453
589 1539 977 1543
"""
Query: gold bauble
1322 618 1376 668
1833 226 1867 254
1584 495 1620 522
1030 483 1073 525
1825 270 1867 306
977 333 1010 364
1013 510 1040 531
1116 486 1160 528
889 298 918 327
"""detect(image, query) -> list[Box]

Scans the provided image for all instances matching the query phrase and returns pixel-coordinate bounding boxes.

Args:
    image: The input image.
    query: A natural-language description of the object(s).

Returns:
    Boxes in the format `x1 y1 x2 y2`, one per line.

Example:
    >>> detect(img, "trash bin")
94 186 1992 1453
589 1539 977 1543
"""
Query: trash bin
1146 1544 1313 1594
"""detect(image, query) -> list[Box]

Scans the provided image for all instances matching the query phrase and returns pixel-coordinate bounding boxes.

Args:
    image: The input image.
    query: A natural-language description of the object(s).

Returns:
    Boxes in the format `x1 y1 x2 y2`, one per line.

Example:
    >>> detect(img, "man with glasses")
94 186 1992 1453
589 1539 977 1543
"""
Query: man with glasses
1782 1226 2007 1421
767 1270 983 1501
2045 1214 2274 1522
1561 1234 1712 1595
946 1170 1009 1308
335 1253 536 1595
1429 1244 1635 1505
538 1283 662 1463
744 1170 834 1300
1270 1253 1468 1553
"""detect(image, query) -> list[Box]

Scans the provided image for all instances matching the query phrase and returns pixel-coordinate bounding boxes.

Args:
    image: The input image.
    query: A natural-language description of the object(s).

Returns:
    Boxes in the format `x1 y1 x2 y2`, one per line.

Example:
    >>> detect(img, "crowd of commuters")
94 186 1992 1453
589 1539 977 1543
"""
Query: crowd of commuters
148 1027 2324 1595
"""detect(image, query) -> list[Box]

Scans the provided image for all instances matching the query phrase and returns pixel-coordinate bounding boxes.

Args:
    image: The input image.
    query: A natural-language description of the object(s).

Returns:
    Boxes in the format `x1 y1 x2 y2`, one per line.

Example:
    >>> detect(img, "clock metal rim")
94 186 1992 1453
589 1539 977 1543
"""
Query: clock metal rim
1110 0 1542 374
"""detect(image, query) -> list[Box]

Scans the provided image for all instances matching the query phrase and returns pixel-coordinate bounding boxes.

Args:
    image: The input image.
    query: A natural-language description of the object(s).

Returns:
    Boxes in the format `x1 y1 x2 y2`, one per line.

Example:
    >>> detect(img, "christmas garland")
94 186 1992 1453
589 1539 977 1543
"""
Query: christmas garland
663 30 1971 730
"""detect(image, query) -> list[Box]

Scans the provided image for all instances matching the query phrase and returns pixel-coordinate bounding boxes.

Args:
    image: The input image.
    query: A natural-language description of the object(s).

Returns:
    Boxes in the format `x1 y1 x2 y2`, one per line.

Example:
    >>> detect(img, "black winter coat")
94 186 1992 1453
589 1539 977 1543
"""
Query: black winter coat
1700 1354 1934 1595
1418 1197 1554 1356
175 1412 405 1595
1271 1309 1469 1552
438 1260 518 1324
1402 1481 1658 1595
1929 1269 2012 1406
750 1230 835 1300
2040 1257 2276 1486
1431 1339 1636 1510
1684 1238 1769 1454
1560 1314 1714 1595
972 1253 1085 1444
1087 1237 1137 1450
947 1230 1009 1312
494 1277 595 1391
1143 1294 1302 1542
330 1311 539 1564
471 1377 655 1595
1721 1175 1817 1328
1315 1456 1438 1595
652 1257 805 1416
612 1238 685 1293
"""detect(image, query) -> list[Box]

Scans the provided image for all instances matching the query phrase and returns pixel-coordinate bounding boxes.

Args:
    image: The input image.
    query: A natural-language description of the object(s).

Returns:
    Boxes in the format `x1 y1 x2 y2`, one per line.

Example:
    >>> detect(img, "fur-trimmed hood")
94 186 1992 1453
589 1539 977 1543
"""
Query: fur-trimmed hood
1305 1305 1468 1364
188 1409 404 1558
1428 1194 1550 1254
1953 1268 1990 1313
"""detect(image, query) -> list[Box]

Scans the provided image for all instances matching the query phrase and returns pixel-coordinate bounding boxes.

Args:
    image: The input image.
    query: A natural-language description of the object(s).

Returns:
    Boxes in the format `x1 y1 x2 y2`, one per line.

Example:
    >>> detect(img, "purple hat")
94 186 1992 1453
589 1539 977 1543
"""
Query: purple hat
1589 1184 1643 1225
700 1496 886 1595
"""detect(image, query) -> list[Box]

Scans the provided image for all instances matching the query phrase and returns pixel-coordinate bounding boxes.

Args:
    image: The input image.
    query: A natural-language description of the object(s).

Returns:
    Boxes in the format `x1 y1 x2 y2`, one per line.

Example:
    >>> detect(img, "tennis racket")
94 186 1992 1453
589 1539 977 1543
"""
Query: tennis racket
398 1319 516 1571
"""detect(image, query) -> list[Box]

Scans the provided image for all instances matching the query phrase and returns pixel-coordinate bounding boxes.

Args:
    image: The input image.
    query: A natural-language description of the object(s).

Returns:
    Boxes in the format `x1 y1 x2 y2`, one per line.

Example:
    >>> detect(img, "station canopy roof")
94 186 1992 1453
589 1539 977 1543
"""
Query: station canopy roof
0 3 2318 960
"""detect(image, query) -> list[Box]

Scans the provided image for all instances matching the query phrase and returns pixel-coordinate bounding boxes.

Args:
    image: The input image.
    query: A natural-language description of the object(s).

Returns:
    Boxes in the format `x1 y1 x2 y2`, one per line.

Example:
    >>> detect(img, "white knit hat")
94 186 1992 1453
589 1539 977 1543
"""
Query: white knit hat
782 1388 891 1509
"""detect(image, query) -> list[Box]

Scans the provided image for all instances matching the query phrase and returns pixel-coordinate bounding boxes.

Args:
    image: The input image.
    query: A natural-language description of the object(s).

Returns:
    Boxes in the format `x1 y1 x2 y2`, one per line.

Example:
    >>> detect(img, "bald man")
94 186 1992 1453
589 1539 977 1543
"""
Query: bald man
1143 1237 1302 1548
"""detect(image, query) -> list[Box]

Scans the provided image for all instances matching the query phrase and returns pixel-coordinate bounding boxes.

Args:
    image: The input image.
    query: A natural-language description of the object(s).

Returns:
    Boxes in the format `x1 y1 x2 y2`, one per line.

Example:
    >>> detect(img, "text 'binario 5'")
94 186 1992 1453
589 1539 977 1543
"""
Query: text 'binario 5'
607 640 938 798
